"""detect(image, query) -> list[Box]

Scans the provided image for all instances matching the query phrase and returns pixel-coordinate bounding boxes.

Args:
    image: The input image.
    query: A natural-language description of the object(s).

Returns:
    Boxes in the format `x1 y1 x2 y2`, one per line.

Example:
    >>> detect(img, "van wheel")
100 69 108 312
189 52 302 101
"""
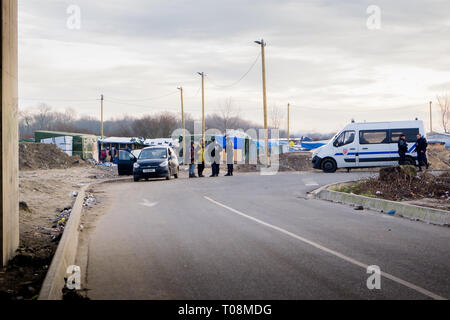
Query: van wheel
133 176 140 182
322 159 337 173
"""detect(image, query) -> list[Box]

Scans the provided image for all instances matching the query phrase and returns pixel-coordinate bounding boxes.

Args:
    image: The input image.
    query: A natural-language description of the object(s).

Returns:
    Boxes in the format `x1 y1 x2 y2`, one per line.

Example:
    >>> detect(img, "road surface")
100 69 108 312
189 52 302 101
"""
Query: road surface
83 171 450 299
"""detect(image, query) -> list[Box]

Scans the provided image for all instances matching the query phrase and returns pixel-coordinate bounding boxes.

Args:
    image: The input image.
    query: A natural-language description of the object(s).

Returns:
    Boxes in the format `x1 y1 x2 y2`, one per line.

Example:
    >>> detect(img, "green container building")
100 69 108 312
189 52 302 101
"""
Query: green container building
34 130 98 159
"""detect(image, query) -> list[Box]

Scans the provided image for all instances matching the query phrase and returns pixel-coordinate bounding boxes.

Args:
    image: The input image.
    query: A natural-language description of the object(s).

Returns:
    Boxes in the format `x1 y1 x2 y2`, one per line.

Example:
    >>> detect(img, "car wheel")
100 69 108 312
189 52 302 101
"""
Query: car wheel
133 175 140 182
322 159 337 173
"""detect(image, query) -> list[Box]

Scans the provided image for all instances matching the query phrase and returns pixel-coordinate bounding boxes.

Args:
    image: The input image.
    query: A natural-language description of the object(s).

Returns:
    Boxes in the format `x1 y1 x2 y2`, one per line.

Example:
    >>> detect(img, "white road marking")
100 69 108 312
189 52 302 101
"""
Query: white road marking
139 199 158 208
302 178 319 186
204 196 447 300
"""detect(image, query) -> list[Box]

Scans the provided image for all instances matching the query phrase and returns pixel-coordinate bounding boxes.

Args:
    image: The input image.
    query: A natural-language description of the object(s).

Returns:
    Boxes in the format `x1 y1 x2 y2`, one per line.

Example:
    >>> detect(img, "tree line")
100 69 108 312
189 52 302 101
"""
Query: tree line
19 102 334 141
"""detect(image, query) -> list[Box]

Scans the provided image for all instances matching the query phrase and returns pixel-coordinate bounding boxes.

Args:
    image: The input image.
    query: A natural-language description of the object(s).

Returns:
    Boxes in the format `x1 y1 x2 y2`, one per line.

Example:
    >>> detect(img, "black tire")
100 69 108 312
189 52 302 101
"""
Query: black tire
322 158 337 173
133 175 140 182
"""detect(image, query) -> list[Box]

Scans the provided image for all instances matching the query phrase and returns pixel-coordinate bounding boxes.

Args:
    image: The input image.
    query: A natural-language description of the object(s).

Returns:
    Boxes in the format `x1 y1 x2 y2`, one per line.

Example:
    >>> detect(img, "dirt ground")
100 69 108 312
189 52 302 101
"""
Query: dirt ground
332 167 450 211
427 145 450 170
0 164 120 300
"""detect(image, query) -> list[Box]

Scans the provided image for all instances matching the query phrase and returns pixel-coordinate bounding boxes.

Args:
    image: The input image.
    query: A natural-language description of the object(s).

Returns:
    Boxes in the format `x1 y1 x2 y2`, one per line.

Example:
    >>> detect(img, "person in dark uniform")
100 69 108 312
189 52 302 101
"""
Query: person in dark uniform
208 136 222 177
414 134 429 171
397 134 408 165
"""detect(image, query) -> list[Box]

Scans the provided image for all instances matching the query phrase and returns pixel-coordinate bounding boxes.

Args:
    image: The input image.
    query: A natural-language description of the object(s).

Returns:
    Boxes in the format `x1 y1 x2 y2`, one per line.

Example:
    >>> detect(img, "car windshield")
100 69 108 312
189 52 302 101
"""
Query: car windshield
139 148 167 159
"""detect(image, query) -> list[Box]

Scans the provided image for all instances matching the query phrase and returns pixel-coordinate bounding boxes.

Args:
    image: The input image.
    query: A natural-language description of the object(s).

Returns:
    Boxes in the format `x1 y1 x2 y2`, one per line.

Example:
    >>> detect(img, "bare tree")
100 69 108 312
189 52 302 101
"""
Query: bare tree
437 94 449 133
218 97 239 132
269 104 282 130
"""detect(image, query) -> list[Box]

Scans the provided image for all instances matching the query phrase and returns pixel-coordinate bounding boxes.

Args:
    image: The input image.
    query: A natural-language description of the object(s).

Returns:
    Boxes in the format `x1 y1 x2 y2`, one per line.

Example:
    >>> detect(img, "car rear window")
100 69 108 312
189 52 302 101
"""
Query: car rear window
139 148 167 159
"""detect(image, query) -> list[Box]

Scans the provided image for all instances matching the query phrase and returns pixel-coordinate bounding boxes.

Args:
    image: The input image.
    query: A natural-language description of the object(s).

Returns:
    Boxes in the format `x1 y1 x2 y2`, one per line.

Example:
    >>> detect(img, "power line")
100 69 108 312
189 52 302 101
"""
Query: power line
19 98 98 102
106 91 178 102
206 52 261 89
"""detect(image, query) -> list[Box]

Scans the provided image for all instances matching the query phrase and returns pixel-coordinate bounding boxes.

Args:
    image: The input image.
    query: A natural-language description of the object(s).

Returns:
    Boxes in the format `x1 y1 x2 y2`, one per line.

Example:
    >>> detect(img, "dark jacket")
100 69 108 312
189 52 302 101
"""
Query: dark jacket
398 139 408 154
190 145 195 162
415 137 428 153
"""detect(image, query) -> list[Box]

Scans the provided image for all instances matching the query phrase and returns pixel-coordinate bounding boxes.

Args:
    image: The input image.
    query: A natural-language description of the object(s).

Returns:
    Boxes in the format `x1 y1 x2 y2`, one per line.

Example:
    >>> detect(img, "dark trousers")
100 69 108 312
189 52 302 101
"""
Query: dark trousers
417 151 428 169
198 162 205 176
212 163 220 176
398 152 406 165
227 164 233 175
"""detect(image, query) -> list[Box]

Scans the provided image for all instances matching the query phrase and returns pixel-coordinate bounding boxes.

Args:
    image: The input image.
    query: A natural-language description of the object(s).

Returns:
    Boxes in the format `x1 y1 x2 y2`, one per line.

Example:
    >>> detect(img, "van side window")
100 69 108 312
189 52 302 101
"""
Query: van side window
334 130 355 147
390 128 419 143
359 130 389 144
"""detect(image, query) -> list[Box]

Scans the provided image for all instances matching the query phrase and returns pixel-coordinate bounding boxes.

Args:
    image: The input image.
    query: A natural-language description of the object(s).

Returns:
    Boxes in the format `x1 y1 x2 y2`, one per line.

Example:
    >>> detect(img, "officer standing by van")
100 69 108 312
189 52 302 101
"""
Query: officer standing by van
415 133 429 171
397 134 408 165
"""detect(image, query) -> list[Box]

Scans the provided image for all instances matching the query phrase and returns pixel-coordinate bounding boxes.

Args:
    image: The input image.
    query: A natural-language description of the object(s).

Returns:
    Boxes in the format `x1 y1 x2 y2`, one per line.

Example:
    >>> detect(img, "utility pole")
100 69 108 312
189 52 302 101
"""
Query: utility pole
429 101 433 134
100 94 104 139
287 103 290 142
197 72 205 141
255 39 269 166
177 87 186 159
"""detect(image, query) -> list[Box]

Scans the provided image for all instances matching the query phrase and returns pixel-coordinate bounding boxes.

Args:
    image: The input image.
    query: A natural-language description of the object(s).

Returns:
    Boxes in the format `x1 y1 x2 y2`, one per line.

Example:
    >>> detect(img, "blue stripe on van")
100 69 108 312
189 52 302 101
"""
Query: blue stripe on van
334 143 417 156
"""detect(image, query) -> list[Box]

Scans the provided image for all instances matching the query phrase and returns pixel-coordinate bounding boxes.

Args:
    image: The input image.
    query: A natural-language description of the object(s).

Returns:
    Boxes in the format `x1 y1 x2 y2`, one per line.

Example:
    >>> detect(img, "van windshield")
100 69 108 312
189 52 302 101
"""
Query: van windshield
139 148 167 159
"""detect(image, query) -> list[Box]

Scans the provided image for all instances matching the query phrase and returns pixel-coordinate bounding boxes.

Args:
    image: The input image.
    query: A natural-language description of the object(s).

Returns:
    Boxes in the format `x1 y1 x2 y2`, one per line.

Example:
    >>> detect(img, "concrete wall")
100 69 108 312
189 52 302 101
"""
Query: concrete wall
1 0 19 266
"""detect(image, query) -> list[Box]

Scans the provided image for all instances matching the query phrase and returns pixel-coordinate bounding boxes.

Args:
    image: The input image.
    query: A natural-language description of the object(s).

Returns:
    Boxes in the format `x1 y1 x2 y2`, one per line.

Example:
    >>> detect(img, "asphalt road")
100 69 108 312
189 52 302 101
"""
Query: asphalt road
84 171 450 300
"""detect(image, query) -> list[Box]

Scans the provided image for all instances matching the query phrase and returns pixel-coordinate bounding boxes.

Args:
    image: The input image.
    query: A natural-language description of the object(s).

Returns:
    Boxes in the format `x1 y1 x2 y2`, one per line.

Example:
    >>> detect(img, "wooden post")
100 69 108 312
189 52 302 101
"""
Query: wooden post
1 0 19 266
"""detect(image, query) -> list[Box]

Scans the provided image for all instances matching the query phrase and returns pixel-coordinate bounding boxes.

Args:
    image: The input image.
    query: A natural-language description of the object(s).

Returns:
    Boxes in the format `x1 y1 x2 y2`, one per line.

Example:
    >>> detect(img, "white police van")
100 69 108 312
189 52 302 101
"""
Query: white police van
312 120 425 172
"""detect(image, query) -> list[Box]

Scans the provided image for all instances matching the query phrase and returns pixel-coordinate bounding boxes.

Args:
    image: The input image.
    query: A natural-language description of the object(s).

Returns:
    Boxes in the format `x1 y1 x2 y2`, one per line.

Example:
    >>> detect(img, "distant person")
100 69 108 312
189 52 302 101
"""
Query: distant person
106 147 111 162
415 133 429 171
189 141 197 178
397 134 408 165
110 146 116 163
100 149 106 163
209 136 222 177
225 135 234 176
196 139 205 177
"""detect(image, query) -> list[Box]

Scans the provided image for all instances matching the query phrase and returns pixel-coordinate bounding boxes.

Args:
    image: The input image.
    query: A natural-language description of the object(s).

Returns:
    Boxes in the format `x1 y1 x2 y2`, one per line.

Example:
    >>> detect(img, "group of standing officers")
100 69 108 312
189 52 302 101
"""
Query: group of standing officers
398 133 429 171
188 135 235 178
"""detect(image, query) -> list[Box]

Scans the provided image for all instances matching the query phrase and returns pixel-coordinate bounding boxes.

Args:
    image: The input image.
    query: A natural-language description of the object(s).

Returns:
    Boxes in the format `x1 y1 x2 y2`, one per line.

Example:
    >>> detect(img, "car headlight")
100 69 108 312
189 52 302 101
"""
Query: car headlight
133 163 140 168
159 160 168 167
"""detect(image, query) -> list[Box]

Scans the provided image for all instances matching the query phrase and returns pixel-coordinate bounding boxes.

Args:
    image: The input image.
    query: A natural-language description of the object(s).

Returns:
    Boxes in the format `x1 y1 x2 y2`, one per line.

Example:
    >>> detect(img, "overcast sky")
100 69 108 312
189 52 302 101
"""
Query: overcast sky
18 0 450 133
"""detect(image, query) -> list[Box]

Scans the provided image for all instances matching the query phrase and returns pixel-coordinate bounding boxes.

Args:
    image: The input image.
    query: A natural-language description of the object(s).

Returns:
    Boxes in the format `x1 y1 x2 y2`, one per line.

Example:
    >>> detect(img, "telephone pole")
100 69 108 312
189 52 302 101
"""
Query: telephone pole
429 101 433 134
197 72 205 141
177 87 186 159
100 94 104 139
254 39 269 166
287 103 290 142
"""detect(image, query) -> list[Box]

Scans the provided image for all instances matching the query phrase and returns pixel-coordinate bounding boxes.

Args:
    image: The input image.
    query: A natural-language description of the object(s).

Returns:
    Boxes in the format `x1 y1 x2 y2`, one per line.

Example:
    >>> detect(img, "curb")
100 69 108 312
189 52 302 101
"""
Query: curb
38 177 131 300
38 185 88 300
314 188 450 226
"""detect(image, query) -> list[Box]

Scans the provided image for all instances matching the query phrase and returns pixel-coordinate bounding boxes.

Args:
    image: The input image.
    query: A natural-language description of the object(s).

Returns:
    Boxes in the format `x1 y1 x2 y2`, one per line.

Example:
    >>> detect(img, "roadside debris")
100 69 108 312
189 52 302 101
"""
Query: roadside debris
83 193 97 207
354 205 364 210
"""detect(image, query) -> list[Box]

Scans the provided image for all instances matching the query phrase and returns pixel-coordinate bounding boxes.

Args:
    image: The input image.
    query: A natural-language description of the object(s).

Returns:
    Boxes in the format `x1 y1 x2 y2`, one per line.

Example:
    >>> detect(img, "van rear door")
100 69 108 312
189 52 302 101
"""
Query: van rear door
358 129 392 167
